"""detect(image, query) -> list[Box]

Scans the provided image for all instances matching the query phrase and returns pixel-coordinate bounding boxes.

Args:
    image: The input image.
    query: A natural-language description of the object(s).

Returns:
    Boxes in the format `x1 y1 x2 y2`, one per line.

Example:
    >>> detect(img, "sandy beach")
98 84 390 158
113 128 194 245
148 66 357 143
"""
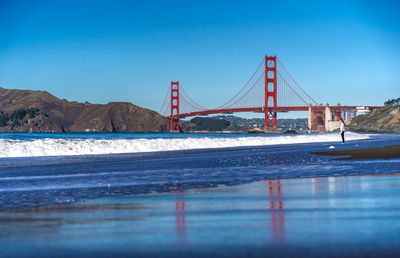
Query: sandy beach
312 145 400 160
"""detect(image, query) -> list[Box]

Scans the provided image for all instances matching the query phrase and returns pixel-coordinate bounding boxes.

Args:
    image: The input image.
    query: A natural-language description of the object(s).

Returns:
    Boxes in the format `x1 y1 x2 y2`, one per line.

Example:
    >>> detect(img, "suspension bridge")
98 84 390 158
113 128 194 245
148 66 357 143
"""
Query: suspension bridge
160 56 382 132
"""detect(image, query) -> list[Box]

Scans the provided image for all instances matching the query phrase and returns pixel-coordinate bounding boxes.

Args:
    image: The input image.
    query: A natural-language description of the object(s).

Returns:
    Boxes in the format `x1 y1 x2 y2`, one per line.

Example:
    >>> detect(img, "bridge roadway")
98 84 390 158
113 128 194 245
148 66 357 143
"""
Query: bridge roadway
169 106 383 119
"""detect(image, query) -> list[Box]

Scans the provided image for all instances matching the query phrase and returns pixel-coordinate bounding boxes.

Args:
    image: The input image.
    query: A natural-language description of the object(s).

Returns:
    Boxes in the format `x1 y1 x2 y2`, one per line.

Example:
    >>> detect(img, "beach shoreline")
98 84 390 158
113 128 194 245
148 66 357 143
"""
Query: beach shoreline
312 145 400 160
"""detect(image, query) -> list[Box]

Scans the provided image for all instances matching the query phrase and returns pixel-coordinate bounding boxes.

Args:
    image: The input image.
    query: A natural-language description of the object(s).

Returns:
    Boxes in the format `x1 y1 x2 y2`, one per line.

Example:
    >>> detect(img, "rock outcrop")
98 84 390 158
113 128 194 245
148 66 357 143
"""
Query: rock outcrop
0 87 169 132
348 106 400 133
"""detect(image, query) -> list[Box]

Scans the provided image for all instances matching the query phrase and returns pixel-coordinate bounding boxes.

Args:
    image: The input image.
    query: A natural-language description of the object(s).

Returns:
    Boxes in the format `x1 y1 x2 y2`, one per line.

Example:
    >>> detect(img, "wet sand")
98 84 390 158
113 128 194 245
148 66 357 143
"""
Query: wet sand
1 174 400 257
312 145 400 160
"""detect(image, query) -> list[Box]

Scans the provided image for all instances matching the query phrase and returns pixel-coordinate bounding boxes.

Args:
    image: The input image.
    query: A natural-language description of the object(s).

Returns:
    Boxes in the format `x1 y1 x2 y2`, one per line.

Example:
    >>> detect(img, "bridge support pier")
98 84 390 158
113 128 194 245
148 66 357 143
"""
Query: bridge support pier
308 104 325 132
170 81 180 132
264 56 277 131
308 104 359 132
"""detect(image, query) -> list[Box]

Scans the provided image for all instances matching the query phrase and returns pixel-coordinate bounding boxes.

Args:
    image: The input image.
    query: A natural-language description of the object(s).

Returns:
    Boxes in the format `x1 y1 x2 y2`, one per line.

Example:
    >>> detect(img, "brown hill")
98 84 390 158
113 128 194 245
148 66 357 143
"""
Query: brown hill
0 87 169 132
348 105 400 134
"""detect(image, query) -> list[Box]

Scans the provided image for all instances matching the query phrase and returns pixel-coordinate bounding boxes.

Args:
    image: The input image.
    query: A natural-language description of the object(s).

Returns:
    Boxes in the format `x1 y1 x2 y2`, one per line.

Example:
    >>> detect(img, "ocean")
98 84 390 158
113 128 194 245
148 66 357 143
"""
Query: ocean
0 131 370 157
0 132 398 209
1 132 400 257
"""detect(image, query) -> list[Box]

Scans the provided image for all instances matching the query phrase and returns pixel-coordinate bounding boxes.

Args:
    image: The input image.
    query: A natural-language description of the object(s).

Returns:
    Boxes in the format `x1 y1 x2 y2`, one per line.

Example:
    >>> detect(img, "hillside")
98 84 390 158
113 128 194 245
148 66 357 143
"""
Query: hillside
183 117 231 131
212 115 308 132
348 105 400 133
0 87 169 132
179 116 309 133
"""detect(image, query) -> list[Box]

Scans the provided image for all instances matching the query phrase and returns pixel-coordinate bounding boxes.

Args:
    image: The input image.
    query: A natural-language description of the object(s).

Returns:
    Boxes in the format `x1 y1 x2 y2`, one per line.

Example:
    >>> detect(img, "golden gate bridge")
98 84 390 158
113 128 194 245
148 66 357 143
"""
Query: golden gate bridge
160 56 382 132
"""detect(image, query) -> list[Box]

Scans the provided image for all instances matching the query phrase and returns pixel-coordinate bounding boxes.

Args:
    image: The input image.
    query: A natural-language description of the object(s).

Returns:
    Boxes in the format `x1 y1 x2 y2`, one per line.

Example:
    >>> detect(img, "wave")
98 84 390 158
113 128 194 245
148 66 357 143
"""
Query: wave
0 132 370 158
0 171 133 181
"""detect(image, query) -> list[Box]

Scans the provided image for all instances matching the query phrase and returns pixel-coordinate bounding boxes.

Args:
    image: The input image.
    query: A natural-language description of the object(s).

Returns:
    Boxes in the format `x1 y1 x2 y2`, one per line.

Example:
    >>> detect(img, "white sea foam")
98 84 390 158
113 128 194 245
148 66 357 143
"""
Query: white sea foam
0 132 370 158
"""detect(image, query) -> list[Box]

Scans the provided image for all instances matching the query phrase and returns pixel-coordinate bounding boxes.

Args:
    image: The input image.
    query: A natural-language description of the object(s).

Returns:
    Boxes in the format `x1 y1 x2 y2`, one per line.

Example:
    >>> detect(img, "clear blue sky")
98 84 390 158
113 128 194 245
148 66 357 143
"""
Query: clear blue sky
0 0 399 118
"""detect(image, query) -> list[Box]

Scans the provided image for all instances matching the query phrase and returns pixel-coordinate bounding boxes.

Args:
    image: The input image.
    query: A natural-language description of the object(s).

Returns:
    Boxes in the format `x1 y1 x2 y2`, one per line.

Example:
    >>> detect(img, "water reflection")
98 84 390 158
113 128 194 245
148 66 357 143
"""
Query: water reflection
173 190 186 245
312 177 348 196
312 177 329 194
268 180 285 243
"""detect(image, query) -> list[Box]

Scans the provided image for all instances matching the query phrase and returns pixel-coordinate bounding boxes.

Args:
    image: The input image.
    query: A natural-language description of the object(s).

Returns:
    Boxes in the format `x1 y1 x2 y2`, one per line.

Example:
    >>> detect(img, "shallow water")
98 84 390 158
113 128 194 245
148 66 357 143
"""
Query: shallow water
1 175 400 257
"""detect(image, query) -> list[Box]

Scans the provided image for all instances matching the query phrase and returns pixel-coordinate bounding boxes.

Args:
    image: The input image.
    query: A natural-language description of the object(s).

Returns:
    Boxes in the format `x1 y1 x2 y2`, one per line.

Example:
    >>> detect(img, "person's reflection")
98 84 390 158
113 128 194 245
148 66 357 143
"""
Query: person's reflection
312 177 329 194
173 190 186 245
268 180 285 243
312 177 347 196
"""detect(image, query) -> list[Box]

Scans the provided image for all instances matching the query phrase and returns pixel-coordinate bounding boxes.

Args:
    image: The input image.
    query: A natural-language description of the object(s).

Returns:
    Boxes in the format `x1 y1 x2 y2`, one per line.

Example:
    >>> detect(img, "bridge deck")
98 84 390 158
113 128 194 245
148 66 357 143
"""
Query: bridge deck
169 106 382 119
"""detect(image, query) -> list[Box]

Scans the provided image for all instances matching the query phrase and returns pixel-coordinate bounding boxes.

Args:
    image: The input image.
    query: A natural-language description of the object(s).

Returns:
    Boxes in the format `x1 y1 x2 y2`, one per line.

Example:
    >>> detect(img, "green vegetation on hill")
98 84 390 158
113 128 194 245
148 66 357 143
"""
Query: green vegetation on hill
0 108 41 129
384 97 400 107
0 111 9 126
188 117 230 131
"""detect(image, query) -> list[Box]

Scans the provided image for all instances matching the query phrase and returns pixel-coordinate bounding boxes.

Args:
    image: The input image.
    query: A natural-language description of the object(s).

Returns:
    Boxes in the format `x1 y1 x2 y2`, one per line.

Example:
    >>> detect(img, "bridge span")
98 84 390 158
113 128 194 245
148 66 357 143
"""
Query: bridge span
160 56 383 132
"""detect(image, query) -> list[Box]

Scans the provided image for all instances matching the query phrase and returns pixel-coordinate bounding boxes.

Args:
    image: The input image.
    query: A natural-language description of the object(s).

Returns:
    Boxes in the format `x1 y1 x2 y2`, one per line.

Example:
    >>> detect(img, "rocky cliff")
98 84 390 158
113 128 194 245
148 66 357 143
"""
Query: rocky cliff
348 105 400 133
0 87 169 132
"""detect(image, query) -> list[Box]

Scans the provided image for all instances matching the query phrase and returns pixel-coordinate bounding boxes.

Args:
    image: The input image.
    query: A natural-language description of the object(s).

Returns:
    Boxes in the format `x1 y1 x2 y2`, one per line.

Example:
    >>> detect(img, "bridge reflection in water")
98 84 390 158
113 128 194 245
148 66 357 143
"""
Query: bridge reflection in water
268 180 285 243
173 190 186 246
172 180 287 246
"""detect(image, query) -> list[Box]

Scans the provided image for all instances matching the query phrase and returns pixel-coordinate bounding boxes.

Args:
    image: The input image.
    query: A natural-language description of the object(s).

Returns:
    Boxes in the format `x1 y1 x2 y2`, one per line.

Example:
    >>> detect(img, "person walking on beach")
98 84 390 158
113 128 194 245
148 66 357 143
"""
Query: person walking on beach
340 118 345 144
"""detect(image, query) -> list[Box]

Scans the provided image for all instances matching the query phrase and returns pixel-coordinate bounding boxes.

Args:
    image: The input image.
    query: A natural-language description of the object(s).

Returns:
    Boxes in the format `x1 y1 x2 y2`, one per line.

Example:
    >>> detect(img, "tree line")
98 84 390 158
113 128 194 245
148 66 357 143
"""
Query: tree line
0 108 41 128
384 97 400 107
188 117 231 131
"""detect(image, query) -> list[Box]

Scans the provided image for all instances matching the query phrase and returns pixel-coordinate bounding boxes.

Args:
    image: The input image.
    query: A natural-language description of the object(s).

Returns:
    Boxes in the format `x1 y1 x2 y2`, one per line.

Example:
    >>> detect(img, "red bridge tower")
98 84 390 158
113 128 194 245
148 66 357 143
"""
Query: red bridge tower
265 56 277 130
170 81 180 132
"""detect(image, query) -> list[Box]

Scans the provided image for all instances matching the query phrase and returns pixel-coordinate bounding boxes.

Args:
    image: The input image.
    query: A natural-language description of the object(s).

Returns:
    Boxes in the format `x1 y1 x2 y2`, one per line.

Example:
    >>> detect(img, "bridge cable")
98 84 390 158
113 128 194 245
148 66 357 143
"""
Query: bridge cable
222 71 265 109
276 58 318 105
179 85 209 110
159 87 171 116
179 93 208 114
277 71 308 106
178 72 265 117
214 57 266 110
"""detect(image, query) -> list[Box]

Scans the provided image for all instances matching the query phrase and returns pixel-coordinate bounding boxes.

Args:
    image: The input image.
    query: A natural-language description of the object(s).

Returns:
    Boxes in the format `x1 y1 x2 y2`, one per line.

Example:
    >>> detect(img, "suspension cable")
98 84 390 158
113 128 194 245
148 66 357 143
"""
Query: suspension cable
180 85 208 110
276 58 318 105
159 87 171 115
223 71 265 109
180 93 207 112
214 57 265 110
277 71 308 106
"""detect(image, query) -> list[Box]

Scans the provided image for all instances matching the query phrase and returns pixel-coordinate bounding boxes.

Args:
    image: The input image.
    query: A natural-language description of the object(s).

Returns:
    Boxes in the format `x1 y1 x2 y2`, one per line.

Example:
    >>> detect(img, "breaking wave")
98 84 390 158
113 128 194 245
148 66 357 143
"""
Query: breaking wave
0 132 370 158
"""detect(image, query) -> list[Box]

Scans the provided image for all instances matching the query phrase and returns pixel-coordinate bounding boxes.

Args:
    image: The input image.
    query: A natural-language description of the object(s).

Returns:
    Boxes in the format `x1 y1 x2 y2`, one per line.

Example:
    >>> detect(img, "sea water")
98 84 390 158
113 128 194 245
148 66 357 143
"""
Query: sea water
0 131 370 157
1 132 400 257
0 132 399 210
